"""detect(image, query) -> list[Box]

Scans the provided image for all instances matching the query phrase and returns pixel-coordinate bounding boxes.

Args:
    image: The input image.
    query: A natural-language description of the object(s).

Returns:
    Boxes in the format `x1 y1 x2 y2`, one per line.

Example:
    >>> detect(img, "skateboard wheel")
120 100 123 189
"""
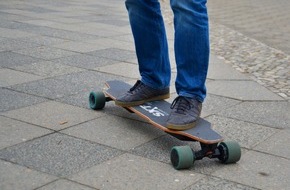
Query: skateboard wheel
170 146 195 170
218 141 241 164
89 91 106 110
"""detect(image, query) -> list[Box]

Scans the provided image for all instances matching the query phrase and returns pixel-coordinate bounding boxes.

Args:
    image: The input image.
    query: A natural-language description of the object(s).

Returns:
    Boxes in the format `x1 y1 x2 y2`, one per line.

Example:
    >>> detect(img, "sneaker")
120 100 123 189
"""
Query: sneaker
166 96 202 130
115 80 170 107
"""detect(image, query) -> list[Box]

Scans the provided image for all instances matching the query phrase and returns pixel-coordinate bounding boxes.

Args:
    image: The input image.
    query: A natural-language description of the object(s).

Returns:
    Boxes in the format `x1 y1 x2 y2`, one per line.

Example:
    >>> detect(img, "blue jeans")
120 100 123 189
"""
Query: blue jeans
125 0 209 102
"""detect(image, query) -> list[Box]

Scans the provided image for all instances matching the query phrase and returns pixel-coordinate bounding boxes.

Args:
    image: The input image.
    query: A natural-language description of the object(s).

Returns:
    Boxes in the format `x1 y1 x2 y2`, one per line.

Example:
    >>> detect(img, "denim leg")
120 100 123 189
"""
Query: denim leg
170 0 210 102
125 0 171 89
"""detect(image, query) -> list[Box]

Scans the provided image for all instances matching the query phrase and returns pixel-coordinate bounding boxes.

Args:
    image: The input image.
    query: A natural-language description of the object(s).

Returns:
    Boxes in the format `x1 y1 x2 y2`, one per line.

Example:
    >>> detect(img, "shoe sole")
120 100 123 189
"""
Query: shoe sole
115 94 170 107
166 121 197 131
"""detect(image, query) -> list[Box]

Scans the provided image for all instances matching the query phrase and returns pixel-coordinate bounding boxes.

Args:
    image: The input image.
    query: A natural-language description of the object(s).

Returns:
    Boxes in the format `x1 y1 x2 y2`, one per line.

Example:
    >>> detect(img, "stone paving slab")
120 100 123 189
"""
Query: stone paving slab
0 116 52 150
0 68 43 87
207 80 284 101
11 60 85 78
0 27 37 39
0 38 40 52
0 51 42 68
0 88 47 112
208 55 251 80
212 151 290 190
96 62 139 79
62 115 164 151
88 48 136 62
254 129 290 159
51 41 108 53
2 101 100 131
69 153 204 190
83 38 135 52
19 35 70 46
52 54 119 70
9 71 128 99
206 115 278 149
37 179 96 190
218 101 290 129
13 46 79 60
0 133 123 177
202 94 241 117
0 160 57 190
184 176 258 190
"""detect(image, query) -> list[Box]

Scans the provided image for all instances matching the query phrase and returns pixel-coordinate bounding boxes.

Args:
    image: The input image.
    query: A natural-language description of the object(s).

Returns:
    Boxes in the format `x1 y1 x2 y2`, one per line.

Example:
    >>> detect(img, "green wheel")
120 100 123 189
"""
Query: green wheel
89 91 106 110
170 146 195 170
218 141 241 164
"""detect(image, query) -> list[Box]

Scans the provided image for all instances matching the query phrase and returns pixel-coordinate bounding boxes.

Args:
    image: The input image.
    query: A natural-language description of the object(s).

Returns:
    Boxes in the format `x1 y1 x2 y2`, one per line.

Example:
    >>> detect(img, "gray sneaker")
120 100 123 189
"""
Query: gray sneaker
115 80 170 107
167 96 202 130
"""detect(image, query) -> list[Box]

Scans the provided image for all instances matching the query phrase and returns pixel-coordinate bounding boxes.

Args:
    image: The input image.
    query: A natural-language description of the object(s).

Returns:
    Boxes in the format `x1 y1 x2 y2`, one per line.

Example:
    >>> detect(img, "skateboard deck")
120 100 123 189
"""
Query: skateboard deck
104 80 223 144
89 80 241 169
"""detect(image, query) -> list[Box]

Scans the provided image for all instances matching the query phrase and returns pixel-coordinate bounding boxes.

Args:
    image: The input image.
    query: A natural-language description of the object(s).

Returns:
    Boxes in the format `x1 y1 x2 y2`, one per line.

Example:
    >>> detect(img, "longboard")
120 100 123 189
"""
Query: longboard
89 80 241 169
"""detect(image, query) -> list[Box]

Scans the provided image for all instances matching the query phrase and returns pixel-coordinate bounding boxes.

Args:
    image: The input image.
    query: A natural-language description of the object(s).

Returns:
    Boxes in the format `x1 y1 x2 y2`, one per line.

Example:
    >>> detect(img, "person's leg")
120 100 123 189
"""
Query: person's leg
167 0 210 130
125 0 171 89
116 0 171 107
171 0 209 102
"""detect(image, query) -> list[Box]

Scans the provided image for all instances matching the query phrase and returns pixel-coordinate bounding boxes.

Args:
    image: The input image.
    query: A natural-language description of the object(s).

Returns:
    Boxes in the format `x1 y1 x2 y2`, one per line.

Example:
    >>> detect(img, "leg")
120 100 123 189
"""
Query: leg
167 0 209 130
115 0 171 107
171 0 210 102
125 0 171 89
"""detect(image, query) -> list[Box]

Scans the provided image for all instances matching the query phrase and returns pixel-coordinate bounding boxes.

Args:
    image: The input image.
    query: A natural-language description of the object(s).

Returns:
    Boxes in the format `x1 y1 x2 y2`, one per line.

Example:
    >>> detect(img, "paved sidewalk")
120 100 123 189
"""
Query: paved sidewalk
0 0 289 190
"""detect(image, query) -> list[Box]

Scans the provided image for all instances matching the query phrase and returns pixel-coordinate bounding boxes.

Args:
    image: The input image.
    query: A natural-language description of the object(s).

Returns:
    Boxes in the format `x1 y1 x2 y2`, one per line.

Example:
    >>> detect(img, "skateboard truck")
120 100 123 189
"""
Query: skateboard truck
170 141 241 170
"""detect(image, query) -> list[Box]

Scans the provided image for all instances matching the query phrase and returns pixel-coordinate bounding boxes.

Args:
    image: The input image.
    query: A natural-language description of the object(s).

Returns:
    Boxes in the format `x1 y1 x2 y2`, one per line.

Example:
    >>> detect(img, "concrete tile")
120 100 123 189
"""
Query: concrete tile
0 88 47 112
88 48 136 62
2 101 100 130
0 116 52 150
19 35 70 46
202 94 241 117
62 115 164 151
12 61 85 77
110 34 134 43
130 135 199 164
55 70 130 92
0 160 57 190
218 101 290 129
0 27 37 39
9 77 83 99
206 115 278 149
0 68 43 87
23 26 99 41
212 151 290 190
185 176 258 190
85 38 135 51
208 55 251 80
0 51 41 68
0 38 40 52
37 179 95 190
51 41 107 53
56 91 92 109
52 54 118 70
0 133 123 177
207 80 283 101
96 62 139 79
14 46 78 60
10 71 128 99
70 153 204 190
96 19 129 27
254 129 290 159
65 23 128 37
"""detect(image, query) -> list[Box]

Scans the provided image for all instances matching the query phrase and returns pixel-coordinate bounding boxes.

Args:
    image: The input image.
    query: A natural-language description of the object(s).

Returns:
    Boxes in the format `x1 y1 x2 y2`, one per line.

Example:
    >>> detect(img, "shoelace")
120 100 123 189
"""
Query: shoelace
129 80 144 94
170 96 193 115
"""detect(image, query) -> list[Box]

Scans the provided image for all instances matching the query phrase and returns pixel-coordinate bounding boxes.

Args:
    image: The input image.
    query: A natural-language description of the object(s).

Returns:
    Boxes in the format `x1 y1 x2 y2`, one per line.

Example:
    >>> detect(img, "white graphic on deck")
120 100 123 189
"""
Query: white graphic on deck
139 104 168 117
